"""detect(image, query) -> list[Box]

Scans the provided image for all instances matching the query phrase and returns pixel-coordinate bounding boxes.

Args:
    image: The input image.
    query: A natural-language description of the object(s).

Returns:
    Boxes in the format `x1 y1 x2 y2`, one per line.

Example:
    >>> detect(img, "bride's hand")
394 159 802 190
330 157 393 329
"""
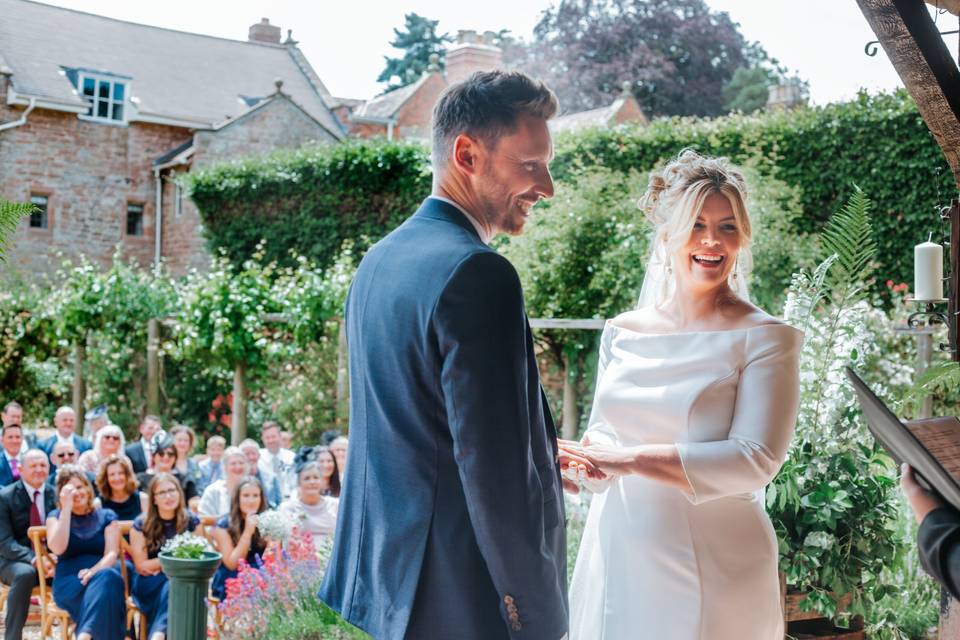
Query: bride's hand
565 441 640 476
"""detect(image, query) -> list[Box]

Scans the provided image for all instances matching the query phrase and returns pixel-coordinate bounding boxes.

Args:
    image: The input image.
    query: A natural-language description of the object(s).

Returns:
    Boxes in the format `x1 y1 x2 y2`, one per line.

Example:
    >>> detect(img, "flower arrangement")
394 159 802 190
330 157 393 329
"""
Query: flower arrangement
218 529 365 640
256 509 294 545
161 532 213 560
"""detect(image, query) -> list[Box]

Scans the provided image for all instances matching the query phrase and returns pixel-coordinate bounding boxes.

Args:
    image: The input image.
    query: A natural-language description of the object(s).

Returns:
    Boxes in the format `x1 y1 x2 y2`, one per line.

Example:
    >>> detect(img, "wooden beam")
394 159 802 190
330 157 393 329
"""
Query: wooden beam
857 0 960 185
949 200 959 361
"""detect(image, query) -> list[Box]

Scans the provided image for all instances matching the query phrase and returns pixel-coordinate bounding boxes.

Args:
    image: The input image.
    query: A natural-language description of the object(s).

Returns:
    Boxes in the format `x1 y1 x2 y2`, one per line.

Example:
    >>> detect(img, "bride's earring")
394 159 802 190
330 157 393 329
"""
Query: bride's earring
732 258 738 280
666 257 673 275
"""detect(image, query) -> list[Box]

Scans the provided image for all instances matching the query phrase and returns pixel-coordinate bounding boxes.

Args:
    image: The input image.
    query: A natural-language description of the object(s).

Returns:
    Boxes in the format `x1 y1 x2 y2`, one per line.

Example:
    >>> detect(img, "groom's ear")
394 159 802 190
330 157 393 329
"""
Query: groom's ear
452 134 482 176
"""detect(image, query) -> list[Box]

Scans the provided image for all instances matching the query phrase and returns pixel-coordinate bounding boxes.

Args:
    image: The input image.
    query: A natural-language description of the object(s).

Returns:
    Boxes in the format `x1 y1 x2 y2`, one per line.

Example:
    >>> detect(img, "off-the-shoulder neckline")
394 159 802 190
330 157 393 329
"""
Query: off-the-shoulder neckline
607 320 801 338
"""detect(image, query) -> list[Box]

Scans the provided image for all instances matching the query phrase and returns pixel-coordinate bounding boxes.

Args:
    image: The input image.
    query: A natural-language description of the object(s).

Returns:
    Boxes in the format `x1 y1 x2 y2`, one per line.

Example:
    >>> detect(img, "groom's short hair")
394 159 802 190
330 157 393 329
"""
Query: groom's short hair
431 70 558 169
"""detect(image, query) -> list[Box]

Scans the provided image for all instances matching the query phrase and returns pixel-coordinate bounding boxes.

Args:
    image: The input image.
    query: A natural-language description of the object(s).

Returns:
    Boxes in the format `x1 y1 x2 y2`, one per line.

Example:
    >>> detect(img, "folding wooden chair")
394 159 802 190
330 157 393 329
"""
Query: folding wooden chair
118 521 148 639
26 525 74 640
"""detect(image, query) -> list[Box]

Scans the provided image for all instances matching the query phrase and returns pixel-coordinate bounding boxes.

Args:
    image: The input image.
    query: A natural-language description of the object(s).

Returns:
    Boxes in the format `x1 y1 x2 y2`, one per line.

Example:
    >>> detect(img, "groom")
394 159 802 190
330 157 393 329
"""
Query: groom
319 71 593 639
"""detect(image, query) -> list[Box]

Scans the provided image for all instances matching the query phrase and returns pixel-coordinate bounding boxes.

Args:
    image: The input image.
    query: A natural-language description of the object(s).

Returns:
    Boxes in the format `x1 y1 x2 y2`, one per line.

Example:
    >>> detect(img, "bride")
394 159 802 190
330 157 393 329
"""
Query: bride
563 150 802 639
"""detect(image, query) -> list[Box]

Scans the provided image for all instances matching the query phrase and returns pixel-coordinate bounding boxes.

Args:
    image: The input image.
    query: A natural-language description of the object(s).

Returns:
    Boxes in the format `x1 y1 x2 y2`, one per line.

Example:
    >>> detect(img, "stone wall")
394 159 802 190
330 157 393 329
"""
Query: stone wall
0 77 192 275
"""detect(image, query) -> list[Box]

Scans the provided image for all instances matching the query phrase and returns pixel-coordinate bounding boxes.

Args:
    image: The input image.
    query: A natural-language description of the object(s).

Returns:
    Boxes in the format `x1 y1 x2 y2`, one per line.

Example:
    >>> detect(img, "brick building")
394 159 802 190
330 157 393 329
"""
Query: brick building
338 30 506 142
550 82 649 134
0 1 344 276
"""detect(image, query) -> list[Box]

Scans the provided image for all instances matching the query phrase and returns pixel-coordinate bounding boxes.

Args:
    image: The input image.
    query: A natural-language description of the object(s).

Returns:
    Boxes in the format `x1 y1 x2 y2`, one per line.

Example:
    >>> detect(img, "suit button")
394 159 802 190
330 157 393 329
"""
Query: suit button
512 622 522 631
507 604 518 614
503 595 514 605
509 612 520 622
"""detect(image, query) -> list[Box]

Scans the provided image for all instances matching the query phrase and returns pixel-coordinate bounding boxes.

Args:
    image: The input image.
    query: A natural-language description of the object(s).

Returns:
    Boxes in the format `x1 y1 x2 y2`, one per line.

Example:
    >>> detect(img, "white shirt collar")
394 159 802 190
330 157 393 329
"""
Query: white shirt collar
428 196 493 245
21 477 43 496
56 432 73 446
4 449 19 463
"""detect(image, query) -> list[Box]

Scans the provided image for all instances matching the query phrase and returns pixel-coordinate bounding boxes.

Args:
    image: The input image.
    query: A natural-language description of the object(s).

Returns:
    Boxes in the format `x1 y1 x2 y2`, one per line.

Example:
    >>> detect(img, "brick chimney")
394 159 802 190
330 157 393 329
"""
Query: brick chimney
445 29 504 86
249 18 281 44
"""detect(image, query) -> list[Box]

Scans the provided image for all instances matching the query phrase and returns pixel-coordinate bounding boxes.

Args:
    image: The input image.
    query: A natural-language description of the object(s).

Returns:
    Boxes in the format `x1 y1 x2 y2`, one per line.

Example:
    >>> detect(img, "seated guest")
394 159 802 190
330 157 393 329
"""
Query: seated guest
49 441 79 490
0 402 22 429
0 425 24 487
278 457 339 549
170 425 205 495
1 402 34 451
39 407 92 460
95 455 145 521
209 476 268 600
259 421 295 500
47 465 125 640
0 449 57 640
314 446 341 498
78 424 126 474
129 473 199 640
82 404 109 442
903 463 960 599
125 415 162 474
329 436 348 479
239 439 280 507
198 447 248 517
198 435 226 491
137 433 199 511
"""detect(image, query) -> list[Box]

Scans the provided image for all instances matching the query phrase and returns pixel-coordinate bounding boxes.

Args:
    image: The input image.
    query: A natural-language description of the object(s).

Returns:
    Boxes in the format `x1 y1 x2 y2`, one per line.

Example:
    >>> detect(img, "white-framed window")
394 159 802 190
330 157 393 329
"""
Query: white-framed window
78 73 127 123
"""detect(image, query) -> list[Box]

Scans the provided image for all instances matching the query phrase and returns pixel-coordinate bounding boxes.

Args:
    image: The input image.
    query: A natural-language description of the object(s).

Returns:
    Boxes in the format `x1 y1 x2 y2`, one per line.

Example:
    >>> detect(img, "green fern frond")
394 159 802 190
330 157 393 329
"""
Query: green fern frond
905 361 960 412
0 200 33 263
821 185 877 296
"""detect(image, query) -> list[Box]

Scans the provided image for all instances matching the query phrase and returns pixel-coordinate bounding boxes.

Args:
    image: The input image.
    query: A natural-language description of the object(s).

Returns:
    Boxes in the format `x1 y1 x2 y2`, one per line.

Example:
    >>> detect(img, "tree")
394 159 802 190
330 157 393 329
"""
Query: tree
508 0 769 117
722 66 776 113
377 13 451 91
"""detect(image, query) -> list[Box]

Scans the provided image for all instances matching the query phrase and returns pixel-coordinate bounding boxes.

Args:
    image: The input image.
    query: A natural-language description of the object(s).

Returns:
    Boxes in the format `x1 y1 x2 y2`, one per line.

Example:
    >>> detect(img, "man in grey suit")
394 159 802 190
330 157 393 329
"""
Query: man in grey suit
319 71 598 639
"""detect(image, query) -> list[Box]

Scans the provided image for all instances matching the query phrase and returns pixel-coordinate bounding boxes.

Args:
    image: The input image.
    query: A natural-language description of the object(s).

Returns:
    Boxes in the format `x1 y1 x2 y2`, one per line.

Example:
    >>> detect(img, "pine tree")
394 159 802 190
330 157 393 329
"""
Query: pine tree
377 13 451 92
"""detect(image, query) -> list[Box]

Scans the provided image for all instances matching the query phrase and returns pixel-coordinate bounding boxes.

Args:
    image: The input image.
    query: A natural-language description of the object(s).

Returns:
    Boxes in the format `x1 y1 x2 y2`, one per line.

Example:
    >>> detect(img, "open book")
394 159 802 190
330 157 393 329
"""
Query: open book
846 366 960 511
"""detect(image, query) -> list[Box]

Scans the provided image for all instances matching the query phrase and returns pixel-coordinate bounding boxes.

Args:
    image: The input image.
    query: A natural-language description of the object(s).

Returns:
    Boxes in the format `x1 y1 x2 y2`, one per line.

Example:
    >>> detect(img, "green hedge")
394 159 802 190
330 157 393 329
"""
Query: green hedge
188 140 432 270
190 91 953 293
552 90 955 289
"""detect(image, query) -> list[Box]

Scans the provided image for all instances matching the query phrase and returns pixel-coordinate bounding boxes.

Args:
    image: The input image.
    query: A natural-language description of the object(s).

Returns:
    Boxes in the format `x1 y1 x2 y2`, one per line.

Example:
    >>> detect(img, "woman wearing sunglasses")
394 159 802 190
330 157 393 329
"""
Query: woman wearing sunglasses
136 432 200 512
77 424 126 474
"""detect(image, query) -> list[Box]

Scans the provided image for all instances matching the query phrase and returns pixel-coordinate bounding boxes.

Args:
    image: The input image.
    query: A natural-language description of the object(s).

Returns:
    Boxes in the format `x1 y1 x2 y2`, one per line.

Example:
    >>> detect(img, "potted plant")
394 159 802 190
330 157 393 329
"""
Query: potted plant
159 532 222 640
769 189 907 637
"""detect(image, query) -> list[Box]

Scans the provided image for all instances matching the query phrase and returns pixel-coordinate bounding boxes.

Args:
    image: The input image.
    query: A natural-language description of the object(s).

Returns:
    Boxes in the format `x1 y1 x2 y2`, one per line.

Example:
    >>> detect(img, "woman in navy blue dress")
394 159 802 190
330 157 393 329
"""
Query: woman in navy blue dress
46 465 126 640
209 475 268 600
95 454 146 521
129 472 199 640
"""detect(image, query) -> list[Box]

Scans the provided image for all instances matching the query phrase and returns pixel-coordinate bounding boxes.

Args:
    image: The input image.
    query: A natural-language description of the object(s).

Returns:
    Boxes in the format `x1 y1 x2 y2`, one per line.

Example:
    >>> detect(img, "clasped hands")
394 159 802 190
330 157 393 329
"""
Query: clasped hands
558 436 639 493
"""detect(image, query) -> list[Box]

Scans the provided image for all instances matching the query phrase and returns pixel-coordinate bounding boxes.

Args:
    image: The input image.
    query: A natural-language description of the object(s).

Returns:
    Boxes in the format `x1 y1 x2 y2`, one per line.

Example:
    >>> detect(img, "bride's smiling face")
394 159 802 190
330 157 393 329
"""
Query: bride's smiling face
672 192 742 291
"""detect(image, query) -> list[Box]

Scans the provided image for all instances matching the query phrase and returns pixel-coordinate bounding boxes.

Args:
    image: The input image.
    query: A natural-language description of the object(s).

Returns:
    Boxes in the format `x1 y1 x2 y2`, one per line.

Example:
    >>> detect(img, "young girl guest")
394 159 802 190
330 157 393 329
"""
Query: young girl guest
209 476 269 600
129 473 199 640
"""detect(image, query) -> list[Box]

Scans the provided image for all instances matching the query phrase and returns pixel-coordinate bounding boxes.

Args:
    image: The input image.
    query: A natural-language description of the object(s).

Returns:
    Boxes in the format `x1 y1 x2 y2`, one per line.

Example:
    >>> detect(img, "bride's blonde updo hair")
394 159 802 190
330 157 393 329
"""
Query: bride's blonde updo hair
638 149 753 276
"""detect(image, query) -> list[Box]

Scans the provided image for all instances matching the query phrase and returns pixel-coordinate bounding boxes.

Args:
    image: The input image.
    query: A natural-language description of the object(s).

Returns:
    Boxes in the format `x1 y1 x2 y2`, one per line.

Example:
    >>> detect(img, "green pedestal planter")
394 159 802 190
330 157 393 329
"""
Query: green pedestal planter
159 550 222 640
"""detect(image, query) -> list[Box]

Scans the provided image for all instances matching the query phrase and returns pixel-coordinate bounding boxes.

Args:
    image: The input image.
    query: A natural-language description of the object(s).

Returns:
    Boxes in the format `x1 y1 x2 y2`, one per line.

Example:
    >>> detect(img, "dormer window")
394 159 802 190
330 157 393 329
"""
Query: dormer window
76 72 128 123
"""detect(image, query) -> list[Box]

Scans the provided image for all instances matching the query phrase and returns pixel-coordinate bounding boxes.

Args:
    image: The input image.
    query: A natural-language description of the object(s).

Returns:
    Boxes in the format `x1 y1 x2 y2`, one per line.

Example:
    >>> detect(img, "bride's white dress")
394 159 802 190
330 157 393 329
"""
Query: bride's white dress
569 321 803 640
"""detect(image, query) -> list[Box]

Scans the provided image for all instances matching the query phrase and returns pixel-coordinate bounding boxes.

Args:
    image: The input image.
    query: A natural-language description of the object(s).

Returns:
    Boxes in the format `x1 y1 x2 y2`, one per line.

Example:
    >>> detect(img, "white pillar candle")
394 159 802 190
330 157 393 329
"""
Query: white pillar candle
914 240 943 301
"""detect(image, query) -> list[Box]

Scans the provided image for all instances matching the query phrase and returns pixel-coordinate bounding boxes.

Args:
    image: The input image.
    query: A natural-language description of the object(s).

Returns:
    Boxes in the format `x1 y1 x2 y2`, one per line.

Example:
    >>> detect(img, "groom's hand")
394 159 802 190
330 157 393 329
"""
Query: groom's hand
557 439 606 494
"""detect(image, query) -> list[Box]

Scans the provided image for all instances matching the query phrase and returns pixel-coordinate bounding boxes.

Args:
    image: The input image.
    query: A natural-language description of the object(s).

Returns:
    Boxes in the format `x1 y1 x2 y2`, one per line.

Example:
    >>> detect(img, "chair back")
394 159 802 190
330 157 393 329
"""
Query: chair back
117 521 133 601
26 526 54 606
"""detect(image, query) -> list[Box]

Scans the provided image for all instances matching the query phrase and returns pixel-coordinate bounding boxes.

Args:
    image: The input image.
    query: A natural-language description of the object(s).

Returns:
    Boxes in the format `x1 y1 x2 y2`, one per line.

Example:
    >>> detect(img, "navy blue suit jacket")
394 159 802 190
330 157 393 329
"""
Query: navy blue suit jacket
0 455 16 487
38 434 91 460
319 198 568 640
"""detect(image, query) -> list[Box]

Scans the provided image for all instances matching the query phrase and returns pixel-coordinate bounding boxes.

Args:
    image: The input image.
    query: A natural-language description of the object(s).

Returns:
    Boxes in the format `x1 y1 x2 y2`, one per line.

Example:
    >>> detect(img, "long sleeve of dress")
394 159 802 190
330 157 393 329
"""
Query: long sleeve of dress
676 326 803 505
581 324 618 493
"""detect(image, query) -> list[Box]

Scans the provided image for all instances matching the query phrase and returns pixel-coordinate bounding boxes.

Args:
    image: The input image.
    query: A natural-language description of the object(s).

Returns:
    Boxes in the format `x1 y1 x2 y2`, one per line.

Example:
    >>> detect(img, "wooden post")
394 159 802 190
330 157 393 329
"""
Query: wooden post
561 354 578 440
72 339 85 422
231 362 247 445
948 200 958 362
146 318 161 416
335 319 349 428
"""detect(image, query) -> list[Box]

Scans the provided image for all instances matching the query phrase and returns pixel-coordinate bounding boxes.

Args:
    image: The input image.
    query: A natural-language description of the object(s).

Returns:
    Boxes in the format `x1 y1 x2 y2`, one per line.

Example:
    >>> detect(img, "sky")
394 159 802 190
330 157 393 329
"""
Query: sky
33 0 959 105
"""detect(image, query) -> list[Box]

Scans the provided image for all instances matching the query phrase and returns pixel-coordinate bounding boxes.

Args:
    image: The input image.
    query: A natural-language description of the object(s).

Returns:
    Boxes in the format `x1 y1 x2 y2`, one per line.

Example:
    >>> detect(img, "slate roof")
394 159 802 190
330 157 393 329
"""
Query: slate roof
353 74 433 120
0 0 344 137
550 101 623 133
